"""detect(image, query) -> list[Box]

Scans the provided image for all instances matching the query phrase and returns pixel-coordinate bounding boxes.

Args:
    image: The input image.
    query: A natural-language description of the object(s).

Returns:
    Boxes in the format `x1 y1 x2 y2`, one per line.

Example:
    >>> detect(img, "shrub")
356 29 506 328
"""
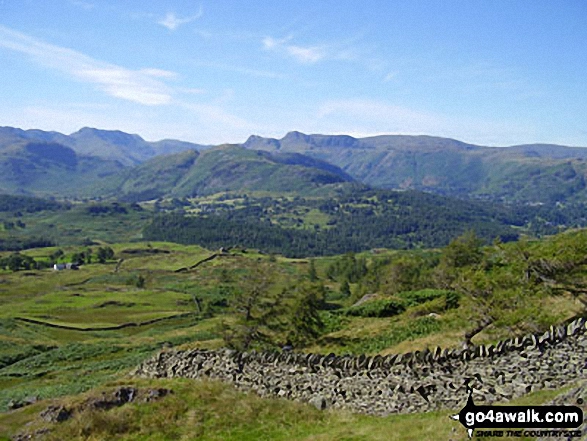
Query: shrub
397 289 451 307
345 299 405 318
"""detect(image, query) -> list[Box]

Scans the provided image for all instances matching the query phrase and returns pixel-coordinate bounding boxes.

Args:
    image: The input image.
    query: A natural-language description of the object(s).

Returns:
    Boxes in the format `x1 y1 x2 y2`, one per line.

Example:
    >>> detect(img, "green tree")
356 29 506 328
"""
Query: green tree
7 253 24 271
434 230 484 288
308 259 318 281
380 254 430 295
4 253 36 271
96 246 115 264
286 282 325 346
340 279 351 297
50 249 64 263
221 263 282 351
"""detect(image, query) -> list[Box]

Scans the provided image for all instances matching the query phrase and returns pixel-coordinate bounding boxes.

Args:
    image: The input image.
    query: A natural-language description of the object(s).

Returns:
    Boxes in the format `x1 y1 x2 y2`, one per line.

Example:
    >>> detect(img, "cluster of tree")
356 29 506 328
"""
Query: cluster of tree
2 220 26 230
208 227 587 351
142 200 519 258
0 194 67 213
86 203 130 215
69 246 115 264
332 229 587 345
220 264 326 350
0 237 55 252
325 253 368 283
143 213 360 257
0 253 44 271
0 246 116 272
144 188 587 257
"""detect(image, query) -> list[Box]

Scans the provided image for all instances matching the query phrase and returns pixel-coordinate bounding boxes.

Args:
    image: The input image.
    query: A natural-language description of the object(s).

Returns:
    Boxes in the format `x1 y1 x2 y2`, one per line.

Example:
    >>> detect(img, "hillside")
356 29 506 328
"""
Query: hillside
3 125 587 204
103 144 355 201
0 126 207 166
1 229 586 440
243 132 587 203
0 138 354 200
0 141 125 197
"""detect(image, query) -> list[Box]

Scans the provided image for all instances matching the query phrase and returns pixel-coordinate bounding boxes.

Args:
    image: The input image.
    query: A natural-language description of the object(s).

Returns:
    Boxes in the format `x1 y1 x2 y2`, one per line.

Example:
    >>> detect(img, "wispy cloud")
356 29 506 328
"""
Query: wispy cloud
383 72 398 83
158 7 203 31
315 98 535 146
0 25 174 105
262 33 379 68
69 0 94 10
195 60 284 79
262 36 327 64
317 99 443 132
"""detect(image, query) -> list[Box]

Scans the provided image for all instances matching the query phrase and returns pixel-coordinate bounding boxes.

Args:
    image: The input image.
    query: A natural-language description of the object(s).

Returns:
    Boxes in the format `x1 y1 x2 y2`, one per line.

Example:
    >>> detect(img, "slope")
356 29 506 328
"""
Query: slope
0 141 125 197
111 144 354 201
243 132 587 203
0 126 207 167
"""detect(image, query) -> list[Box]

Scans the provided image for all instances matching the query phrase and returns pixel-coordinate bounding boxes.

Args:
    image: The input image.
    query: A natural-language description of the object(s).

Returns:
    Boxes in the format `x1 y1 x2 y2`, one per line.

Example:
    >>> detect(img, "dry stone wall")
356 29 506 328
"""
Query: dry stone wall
133 318 587 416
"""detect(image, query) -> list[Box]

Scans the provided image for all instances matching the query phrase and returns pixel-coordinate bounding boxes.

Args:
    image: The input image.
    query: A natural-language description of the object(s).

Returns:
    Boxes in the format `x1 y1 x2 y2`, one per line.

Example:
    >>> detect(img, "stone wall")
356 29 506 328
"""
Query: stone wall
133 318 587 416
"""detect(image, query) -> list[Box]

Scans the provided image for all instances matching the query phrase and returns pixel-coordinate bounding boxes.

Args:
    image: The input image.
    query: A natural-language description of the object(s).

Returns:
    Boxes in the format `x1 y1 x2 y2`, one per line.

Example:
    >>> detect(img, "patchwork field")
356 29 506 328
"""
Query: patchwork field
0 234 584 440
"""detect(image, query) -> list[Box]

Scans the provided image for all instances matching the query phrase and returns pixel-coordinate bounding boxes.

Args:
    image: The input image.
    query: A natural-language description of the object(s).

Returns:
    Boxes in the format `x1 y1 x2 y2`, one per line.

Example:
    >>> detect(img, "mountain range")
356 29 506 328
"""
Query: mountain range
244 132 587 203
1 126 587 203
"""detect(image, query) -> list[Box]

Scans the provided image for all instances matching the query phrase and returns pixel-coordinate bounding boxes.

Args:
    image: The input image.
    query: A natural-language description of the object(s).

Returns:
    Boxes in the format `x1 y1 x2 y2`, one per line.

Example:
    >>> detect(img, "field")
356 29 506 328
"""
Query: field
0 235 583 440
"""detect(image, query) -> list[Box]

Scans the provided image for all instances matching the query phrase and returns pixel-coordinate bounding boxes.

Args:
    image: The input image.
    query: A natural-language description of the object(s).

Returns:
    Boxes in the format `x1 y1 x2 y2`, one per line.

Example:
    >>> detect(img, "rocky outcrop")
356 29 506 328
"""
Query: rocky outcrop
12 387 173 441
133 318 587 416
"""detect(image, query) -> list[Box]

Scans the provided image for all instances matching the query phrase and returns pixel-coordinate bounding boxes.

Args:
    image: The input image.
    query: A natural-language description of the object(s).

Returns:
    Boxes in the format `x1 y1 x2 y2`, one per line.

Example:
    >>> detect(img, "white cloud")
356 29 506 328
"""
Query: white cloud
262 36 280 50
261 33 380 68
262 35 326 64
139 68 177 79
286 45 325 64
193 59 284 79
158 7 203 31
0 98 261 145
0 25 174 105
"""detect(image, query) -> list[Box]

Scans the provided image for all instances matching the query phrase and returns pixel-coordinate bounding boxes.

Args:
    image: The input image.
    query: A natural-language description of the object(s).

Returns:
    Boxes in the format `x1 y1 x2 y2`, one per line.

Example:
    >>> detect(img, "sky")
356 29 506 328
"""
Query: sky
0 0 586 146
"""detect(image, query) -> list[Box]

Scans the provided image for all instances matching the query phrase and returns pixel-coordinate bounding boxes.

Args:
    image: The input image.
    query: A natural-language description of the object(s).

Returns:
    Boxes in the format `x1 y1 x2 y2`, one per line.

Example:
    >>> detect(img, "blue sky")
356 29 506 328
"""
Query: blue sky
0 0 586 146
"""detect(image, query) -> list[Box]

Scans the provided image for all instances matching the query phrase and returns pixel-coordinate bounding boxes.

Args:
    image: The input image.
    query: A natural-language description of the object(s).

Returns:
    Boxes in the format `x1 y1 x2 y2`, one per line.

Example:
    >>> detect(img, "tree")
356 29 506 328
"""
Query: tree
449 238 558 347
285 282 325 346
221 263 283 351
441 230 484 269
3 253 36 271
308 259 318 281
71 253 84 265
340 279 351 297
96 246 115 264
50 249 64 263
434 230 484 289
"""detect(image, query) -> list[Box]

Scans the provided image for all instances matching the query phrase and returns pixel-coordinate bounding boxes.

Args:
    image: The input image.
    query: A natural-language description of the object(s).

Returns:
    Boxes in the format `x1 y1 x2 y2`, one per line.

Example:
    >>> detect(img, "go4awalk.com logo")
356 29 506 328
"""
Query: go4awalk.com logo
451 389 584 438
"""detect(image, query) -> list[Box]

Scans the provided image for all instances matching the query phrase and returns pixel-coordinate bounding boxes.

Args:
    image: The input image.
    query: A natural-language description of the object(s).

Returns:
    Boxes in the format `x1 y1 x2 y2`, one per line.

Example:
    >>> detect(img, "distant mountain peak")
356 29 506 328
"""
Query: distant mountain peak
282 131 310 142
72 127 144 142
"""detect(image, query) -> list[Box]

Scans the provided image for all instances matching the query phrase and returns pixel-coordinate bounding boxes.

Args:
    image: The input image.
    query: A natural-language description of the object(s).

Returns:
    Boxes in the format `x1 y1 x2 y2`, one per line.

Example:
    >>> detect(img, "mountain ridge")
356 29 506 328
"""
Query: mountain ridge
2 126 587 203
0 126 209 166
243 132 587 202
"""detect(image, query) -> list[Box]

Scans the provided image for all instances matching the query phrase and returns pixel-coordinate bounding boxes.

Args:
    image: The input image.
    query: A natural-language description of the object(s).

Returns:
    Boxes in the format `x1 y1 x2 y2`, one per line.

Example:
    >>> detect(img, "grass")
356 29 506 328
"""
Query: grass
0 378 573 441
0 239 583 440
0 203 151 247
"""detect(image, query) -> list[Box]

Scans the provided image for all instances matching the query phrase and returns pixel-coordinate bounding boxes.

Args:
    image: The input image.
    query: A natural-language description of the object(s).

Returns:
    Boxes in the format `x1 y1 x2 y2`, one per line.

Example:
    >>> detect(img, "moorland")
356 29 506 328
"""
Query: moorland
1 127 587 440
